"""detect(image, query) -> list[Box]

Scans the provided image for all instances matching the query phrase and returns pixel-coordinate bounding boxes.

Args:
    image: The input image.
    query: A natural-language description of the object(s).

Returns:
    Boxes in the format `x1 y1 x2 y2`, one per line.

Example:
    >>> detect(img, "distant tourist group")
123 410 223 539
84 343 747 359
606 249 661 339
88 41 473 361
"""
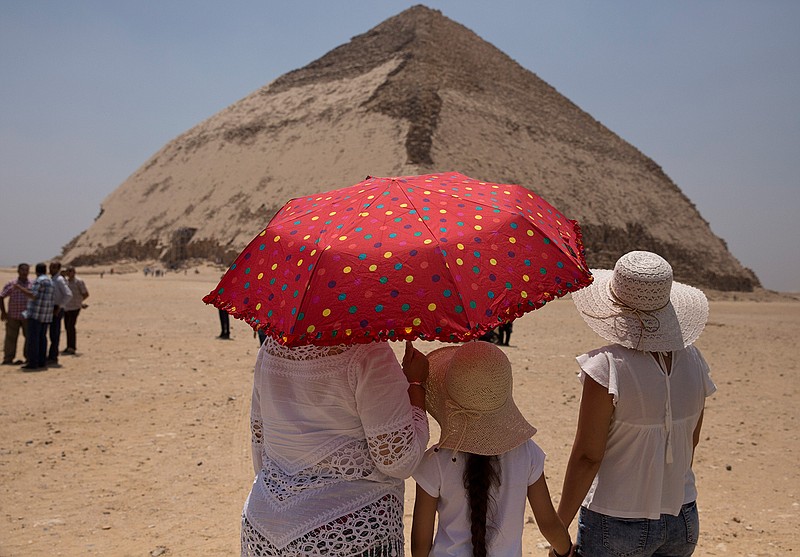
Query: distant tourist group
1 262 89 371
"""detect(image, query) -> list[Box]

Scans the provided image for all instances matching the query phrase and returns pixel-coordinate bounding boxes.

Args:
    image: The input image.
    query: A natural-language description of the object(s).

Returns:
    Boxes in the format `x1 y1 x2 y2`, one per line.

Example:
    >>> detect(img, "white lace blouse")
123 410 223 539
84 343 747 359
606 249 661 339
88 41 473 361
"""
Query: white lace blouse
243 338 429 556
577 344 716 519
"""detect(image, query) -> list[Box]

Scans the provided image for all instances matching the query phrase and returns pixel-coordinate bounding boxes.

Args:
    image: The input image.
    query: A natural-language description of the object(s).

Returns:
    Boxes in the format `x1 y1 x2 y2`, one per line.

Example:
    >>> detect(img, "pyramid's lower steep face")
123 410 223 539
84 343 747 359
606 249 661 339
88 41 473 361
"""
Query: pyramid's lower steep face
63 236 239 269
61 219 758 291
579 223 759 291
422 96 760 292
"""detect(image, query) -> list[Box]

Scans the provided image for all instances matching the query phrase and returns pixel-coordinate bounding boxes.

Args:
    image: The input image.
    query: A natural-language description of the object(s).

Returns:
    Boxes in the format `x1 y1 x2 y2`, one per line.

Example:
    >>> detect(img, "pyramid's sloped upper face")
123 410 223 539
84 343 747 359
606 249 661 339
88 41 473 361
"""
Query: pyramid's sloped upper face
62 5 758 291
63 58 415 264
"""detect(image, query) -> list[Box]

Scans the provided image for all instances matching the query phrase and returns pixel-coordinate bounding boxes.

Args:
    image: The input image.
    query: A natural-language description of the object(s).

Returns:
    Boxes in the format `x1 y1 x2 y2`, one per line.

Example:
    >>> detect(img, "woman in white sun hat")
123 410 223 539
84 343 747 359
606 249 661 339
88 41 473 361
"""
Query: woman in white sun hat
557 251 716 557
411 340 575 557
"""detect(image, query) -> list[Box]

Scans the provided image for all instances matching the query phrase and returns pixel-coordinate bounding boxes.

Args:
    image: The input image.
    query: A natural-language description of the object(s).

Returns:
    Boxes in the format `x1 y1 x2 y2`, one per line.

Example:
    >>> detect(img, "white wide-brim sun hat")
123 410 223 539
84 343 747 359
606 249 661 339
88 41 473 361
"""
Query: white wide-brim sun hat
571 251 709 352
425 341 536 456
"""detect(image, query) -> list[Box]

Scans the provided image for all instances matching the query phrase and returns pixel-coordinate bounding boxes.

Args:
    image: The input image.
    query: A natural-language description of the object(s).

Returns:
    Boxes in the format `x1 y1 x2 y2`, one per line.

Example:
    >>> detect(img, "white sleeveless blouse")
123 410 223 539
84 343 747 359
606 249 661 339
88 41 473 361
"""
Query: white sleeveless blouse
577 344 716 519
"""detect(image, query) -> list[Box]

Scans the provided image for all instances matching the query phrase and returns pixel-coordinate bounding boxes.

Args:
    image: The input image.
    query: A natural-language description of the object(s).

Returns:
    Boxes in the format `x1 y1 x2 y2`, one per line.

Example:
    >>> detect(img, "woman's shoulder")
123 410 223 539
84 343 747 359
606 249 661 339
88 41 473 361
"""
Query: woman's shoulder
679 344 704 360
576 344 645 399
261 337 366 361
676 345 713 378
577 343 638 371
581 343 638 359
354 341 394 358
258 339 366 378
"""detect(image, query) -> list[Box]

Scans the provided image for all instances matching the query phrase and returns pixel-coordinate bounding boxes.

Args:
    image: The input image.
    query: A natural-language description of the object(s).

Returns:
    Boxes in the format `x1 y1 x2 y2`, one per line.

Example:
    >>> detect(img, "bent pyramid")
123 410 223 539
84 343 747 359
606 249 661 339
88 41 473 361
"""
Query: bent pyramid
62 5 759 291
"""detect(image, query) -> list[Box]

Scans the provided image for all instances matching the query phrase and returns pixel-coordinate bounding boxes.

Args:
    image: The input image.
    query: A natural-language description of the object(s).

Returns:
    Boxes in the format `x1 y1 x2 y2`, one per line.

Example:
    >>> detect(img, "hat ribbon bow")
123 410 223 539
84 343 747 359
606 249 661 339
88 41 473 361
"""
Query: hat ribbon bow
582 286 669 350
439 399 483 455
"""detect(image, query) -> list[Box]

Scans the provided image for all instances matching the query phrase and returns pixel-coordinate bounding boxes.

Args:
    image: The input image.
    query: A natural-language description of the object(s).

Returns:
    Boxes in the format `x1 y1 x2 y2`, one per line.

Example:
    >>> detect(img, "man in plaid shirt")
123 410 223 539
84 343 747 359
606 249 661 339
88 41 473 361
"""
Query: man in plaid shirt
1 263 32 365
16 263 54 370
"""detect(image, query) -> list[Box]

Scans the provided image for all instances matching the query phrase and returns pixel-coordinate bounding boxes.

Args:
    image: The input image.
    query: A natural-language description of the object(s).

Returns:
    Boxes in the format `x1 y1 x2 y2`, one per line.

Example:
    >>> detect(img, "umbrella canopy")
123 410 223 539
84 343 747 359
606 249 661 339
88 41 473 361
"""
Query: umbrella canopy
203 172 592 346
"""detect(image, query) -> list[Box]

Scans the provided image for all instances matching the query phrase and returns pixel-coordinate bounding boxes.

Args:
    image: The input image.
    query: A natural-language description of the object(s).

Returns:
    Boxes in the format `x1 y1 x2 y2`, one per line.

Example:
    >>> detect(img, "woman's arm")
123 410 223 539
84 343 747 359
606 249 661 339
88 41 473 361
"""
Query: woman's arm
403 341 428 410
557 374 614 527
528 474 573 557
691 408 705 465
411 483 437 557
249 379 264 475
358 343 429 478
249 348 267 475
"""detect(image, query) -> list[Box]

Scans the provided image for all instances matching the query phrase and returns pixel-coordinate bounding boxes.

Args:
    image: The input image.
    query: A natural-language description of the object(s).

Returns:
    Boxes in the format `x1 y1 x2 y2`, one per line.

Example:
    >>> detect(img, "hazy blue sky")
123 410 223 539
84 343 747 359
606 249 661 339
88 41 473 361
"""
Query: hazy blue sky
1 1 798 291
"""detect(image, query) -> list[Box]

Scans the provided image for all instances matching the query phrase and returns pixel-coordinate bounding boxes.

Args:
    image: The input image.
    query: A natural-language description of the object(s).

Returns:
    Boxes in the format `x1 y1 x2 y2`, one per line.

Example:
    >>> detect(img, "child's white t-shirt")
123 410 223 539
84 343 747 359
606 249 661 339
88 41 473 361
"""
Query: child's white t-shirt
413 439 545 557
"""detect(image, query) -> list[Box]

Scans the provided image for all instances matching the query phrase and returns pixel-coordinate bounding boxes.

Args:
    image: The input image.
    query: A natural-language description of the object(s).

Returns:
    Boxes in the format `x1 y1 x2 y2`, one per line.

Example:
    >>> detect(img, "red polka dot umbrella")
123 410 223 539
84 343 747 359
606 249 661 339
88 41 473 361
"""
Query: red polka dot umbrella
203 172 592 346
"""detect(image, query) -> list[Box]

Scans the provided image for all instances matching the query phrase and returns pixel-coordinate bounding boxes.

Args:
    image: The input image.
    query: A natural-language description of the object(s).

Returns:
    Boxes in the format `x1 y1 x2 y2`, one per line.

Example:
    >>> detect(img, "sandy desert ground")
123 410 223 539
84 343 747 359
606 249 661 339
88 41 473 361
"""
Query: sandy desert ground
0 265 797 556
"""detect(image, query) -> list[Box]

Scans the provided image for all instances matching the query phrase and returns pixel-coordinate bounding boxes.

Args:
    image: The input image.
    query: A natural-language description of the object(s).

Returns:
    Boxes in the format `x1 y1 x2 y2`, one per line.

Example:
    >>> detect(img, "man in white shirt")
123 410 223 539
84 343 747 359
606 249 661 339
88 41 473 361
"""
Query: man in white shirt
47 261 72 365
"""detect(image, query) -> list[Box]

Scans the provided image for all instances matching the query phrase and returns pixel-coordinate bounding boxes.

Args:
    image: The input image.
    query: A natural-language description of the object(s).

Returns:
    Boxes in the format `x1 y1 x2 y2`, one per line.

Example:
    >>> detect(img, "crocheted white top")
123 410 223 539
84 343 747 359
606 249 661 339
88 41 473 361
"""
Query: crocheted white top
577 344 716 519
243 338 429 556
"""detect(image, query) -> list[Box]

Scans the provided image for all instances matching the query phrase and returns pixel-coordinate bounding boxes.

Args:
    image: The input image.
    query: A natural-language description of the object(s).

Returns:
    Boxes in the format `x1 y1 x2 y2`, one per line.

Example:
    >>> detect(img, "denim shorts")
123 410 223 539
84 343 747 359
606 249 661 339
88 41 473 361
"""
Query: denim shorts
576 502 699 557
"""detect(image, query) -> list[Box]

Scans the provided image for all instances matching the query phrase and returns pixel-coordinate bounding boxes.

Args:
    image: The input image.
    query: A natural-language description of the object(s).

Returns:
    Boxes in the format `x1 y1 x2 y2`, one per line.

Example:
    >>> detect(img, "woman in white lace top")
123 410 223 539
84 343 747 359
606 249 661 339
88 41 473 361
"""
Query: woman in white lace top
241 338 430 557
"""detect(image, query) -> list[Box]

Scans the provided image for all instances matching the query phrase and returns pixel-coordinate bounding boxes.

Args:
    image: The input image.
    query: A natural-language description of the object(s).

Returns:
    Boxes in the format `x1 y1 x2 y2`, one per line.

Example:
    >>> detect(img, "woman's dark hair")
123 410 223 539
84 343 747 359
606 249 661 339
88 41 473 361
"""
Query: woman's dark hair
463 453 501 557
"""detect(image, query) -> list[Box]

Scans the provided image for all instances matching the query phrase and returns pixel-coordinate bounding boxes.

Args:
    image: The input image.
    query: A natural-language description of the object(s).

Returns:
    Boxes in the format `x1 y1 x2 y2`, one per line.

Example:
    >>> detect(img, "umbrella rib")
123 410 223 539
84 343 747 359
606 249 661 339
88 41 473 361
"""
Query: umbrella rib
292 178 395 342
442 181 580 266
395 181 483 336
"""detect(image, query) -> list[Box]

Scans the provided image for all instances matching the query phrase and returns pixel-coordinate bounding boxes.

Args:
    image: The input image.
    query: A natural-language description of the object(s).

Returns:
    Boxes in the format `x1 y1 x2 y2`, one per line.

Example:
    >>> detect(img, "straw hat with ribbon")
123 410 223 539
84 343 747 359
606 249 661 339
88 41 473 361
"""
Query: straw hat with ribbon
571 251 708 352
425 341 536 456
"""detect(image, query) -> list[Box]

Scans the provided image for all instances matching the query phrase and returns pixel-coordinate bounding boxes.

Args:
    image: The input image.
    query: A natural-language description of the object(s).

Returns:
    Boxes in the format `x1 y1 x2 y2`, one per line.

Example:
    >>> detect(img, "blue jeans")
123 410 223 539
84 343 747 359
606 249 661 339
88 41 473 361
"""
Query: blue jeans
577 502 699 557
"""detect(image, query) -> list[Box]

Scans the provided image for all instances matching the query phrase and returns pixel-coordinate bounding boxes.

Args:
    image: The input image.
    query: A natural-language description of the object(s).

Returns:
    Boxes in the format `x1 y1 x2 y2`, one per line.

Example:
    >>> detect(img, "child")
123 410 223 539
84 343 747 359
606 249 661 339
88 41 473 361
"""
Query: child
411 341 574 557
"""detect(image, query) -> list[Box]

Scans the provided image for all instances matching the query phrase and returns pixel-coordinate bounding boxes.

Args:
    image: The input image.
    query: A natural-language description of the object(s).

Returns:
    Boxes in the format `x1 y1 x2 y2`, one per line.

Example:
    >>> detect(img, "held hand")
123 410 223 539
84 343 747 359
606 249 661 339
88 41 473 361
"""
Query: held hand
549 543 577 557
402 340 429 384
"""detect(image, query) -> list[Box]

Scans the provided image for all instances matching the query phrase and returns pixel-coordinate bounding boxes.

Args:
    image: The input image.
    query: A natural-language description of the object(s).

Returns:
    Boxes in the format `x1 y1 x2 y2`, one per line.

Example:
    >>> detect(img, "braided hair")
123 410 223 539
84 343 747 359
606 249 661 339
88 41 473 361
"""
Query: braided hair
463 453 501 557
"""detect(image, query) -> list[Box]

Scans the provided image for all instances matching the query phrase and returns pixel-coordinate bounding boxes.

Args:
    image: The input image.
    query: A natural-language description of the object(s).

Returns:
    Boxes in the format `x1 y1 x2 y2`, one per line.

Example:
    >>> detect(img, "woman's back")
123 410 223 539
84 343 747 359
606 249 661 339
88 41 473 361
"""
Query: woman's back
254 340 404 471
577 344 715 518
244 338 429 556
